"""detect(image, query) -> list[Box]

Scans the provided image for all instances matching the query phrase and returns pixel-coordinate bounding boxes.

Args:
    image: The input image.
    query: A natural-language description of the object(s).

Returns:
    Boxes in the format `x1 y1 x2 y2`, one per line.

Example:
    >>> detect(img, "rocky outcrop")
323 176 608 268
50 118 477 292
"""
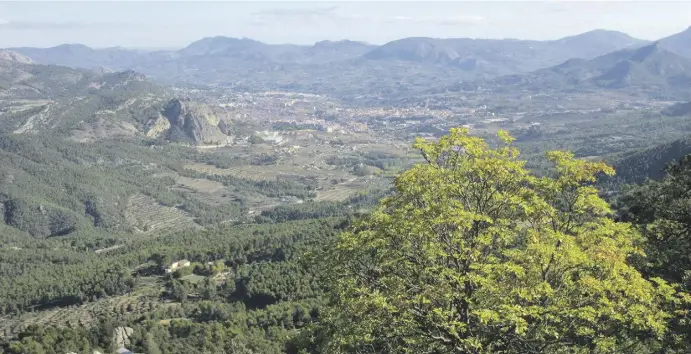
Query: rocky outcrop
217 119 232 135
162 98 227 145
112 326 134 349
145 114 171 138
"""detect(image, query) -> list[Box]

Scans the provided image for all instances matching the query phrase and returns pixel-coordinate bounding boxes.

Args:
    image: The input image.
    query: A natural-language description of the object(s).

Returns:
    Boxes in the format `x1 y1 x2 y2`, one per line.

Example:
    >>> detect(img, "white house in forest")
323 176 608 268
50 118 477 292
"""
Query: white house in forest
165 259 191 273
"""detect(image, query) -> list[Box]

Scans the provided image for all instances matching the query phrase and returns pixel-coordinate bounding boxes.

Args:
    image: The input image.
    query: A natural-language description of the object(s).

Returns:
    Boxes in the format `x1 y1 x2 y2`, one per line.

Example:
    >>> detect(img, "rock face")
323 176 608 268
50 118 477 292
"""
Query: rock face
112 326 134 349
145 114 171 138
162 98 227 145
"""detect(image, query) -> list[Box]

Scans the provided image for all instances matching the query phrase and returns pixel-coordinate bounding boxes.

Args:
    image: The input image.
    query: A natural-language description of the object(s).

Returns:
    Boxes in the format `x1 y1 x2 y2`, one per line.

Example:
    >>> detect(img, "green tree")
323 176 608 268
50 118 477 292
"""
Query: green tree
144 333 162 354
7 338 46 354
170 280 189 302
316 128 678 354
249 134 265 145
618 155 691 350
150 253 172 272
619 155 691 282
201 277 218 300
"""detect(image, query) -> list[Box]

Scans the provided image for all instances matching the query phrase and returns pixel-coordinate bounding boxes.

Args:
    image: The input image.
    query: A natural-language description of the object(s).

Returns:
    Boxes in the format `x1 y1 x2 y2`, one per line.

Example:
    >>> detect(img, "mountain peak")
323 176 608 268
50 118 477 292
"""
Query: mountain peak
555 29 644 46
51 43 93 52
659 26 691 57
179 36 265 56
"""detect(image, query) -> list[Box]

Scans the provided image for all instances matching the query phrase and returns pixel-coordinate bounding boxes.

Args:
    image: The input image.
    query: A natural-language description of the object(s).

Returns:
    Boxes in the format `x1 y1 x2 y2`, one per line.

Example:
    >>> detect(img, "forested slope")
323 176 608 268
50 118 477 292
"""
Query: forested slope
3 129 691 354
609 136 691 184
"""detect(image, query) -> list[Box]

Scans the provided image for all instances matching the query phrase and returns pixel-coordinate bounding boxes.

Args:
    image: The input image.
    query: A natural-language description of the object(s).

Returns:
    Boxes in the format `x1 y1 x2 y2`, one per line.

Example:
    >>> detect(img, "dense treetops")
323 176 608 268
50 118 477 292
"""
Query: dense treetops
617 156 691 351
314 128 685 353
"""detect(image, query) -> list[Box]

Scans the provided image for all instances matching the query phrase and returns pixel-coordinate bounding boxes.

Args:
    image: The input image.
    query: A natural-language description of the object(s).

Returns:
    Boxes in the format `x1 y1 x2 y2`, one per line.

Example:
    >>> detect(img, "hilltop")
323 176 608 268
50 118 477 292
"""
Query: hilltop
659 26 691 57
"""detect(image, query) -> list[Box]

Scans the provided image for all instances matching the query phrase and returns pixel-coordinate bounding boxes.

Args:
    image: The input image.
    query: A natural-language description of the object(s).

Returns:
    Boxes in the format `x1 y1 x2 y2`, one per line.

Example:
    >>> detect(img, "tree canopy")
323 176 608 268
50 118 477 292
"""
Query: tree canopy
618 155 691 350
316 128 680 354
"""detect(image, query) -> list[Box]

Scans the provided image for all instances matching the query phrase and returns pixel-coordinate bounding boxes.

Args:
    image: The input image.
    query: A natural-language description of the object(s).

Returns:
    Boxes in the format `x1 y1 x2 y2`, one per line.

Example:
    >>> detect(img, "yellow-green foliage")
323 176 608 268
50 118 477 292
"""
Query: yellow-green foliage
317 128 679 353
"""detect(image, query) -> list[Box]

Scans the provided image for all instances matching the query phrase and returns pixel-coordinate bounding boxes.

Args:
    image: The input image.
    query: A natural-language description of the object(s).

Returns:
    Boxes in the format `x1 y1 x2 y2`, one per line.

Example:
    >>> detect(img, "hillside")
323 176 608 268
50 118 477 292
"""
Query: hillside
486 42 691 98
0 50 32 64
659 26 691 57
662 101 691 116
0 59 232 144
607 136 691 184
7 44 169 72
0 58 96 99
591 42 691 88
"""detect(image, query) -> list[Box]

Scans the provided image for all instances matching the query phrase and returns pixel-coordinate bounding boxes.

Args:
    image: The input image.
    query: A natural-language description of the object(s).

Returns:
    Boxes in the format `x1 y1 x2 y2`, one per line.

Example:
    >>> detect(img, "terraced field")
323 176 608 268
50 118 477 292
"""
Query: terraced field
125 194 200 233
184 163 237 176
175 176 225 194
0 292 175 339
315 187 356 202
185 162 339 181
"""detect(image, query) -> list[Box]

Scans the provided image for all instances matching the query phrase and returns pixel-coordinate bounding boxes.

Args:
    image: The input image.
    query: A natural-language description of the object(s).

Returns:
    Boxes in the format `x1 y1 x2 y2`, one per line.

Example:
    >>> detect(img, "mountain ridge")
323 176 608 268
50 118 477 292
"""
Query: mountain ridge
3 29 653 85
659 26 691 57
480 42 691 97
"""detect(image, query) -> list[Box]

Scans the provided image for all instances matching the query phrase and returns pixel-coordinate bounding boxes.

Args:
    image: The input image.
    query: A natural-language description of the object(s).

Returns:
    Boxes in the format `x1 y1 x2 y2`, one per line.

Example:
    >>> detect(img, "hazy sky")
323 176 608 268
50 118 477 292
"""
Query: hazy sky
0 1 690 48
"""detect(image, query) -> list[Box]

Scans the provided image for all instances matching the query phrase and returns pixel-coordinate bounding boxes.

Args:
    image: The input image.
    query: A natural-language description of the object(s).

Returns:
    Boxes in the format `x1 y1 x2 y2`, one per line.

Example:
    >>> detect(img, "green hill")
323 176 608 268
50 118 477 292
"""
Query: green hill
609 136 691 184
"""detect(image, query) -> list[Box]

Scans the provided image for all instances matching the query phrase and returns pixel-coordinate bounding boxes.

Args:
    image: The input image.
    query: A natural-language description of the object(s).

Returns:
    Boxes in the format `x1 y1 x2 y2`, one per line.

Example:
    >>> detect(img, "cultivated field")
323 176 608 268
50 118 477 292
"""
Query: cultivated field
125 194 200 233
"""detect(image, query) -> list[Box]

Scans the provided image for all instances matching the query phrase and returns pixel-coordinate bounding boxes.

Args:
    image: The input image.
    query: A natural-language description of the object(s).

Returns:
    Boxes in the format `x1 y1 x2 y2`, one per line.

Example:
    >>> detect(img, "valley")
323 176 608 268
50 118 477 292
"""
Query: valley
2 20 691 354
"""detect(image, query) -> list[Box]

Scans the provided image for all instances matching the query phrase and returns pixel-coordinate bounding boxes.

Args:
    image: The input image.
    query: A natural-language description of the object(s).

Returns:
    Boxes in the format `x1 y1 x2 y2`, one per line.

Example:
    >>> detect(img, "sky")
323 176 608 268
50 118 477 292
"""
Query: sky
0 1 690 48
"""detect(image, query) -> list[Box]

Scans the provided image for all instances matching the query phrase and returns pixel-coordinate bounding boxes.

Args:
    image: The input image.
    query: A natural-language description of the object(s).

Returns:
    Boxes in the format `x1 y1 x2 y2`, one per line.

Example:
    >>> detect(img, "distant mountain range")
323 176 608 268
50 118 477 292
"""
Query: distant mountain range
364 30 648 73
3 27 691 96
0 30 651 87
7 38 377 72
483 42 691 98
6 29 653 70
